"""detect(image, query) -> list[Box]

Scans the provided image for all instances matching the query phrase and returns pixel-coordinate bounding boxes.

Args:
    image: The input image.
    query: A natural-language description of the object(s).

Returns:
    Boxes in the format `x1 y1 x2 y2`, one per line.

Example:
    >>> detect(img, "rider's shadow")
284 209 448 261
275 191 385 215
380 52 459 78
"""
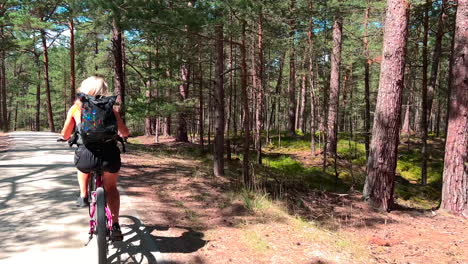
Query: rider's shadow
108 215 207 264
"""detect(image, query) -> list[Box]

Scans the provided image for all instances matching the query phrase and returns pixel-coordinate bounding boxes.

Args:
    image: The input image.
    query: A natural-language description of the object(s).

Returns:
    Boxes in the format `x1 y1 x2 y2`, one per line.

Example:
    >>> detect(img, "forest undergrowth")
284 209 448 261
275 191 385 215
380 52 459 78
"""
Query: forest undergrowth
120 134 466 264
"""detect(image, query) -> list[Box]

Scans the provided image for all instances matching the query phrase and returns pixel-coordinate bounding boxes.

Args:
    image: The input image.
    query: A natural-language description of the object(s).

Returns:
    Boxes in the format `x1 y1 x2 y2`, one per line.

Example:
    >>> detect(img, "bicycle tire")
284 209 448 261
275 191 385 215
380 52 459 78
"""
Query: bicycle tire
96 187 107 264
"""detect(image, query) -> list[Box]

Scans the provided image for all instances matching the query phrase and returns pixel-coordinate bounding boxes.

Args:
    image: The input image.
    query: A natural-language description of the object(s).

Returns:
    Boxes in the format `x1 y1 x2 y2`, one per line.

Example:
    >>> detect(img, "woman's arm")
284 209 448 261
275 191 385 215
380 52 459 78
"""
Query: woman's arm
113 109 130 138
61 106 76 140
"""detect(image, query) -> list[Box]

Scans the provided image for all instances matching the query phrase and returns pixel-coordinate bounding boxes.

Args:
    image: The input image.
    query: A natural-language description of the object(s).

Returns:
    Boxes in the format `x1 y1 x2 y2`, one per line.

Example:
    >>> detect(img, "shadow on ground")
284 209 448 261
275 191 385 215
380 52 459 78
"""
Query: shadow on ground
110 215 207 264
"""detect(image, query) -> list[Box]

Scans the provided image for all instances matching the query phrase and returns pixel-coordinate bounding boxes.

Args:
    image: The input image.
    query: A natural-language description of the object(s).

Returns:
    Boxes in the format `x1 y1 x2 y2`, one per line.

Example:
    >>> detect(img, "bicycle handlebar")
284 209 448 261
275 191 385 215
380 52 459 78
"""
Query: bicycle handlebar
56 136 127 153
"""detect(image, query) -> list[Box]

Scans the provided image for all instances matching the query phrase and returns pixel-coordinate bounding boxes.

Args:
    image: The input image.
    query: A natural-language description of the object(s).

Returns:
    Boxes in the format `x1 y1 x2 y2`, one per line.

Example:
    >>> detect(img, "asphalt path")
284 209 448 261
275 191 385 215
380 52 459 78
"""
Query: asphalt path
0 132 163 264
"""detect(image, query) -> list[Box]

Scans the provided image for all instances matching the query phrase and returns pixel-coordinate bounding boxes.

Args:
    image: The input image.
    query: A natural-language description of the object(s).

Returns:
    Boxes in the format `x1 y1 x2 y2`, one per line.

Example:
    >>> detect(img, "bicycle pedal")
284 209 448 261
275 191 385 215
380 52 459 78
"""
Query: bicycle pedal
84 235 93 246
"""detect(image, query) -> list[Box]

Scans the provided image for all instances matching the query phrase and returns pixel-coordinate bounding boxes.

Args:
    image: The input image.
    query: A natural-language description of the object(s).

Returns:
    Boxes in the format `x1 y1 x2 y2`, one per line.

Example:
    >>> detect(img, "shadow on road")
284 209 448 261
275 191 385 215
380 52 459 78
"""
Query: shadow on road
109 215 207 264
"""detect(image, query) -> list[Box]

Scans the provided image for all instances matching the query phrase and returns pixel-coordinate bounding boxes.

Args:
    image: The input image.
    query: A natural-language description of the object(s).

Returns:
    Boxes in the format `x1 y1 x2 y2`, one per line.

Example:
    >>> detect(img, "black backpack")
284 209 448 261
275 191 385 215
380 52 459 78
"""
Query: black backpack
76 93 118 148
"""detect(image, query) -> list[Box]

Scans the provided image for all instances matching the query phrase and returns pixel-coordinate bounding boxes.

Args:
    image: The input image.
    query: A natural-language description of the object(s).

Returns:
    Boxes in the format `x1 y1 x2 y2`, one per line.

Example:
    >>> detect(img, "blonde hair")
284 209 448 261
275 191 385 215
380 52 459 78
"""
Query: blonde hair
79 76 109 96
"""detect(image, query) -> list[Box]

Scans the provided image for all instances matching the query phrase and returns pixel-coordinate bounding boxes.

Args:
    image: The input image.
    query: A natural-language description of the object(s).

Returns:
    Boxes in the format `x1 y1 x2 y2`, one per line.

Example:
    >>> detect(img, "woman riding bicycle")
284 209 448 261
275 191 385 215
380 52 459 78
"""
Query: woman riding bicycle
60 76 129 241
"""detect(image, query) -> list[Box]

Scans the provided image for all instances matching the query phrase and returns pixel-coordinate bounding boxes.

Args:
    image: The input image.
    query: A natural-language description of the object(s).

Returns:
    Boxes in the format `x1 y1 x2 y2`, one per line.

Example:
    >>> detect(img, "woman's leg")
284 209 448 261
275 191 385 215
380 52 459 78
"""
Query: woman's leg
77 170 90 197
103 171 120 223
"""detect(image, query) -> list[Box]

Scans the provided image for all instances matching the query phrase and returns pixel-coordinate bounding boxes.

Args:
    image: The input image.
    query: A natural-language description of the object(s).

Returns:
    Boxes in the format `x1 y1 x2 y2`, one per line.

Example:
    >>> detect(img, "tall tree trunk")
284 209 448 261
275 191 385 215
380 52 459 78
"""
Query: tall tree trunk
421 0 430 185
176 64 190 142
299 74 307 133
340 74 349 132
0 26 6 131
255 12 264 164
326 16 343 156
269 52 285 129
69 18 76 106
0 49 6 131
363 4 371 160
402 104 411 135
199 57 204 147
35 54 41 131
241 22 252 188
441 0 468 216
428 0 447 126
288 0 297 136
213 23 225 177
40 29 55 132
112 17 126 121
145 52 153 136
363 0 409 211
307 14 317 156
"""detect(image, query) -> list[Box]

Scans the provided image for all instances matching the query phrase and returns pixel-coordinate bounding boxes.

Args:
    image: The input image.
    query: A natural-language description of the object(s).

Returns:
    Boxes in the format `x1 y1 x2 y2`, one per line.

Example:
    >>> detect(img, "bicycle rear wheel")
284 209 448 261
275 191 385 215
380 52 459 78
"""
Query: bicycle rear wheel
96 187 107 264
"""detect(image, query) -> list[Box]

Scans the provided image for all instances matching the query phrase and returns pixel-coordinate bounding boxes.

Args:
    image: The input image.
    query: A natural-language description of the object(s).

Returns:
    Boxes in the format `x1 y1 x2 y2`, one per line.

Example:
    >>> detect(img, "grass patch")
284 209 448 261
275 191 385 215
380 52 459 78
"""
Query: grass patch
290 217 370 263
261 155 348 192
242 230 270 253
185 208 200 222
240 189 270 213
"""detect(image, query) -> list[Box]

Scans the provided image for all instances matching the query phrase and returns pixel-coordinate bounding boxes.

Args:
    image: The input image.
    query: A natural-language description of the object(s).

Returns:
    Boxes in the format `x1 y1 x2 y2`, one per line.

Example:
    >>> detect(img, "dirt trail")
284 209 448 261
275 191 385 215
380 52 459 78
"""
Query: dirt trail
120 137 468 264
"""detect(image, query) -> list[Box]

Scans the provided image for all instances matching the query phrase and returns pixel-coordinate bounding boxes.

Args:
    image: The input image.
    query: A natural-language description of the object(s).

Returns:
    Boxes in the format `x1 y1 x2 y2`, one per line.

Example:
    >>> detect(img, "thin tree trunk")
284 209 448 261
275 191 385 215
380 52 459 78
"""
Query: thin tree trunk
255 12 264 164
307 15 317 156
427 0 447 126
213 23 225 177
269 52 285 129
288 0 297 136
112 17 126 121
326 16 343 157
35 54 41 131
0 31 6 132
176 63 190 142
421 0 430 185
363 0 409 211
155 117 160 143
299 74 307 133
40 29 55 132
440 0 468 216
402 104 411 134
199 57 204 147
145 52 152 136
69 17 76 106
363 4 371 160
241 22 251 188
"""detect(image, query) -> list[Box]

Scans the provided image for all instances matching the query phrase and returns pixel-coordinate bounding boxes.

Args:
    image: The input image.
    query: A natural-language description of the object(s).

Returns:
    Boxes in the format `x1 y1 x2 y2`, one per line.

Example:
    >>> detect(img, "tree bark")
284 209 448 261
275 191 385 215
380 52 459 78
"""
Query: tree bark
112 17 126 121
69 18 76 106
326 16 343 156
213 23 225 177
441 0 468 217
363 0 409 211
40 29 55 132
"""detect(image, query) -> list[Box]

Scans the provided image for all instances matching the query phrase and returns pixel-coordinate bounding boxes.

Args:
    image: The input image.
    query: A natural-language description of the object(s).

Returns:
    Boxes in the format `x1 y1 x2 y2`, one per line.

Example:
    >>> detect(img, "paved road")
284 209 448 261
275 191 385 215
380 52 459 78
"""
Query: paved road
0 132 163 264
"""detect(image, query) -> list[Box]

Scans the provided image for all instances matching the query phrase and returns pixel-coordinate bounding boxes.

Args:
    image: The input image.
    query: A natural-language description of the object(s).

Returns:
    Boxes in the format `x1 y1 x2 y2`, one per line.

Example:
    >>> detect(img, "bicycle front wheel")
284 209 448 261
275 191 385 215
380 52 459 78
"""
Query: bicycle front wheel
96 187 107 264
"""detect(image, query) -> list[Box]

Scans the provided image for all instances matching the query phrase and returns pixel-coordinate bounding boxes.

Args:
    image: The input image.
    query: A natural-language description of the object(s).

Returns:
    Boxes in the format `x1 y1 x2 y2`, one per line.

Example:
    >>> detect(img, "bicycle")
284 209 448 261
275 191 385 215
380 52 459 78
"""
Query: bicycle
58 136 126 264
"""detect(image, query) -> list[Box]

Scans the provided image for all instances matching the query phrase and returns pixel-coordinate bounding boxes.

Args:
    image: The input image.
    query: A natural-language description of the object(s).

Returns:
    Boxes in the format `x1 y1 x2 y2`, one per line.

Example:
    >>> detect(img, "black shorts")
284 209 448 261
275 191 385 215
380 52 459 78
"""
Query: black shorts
74 144 121 173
